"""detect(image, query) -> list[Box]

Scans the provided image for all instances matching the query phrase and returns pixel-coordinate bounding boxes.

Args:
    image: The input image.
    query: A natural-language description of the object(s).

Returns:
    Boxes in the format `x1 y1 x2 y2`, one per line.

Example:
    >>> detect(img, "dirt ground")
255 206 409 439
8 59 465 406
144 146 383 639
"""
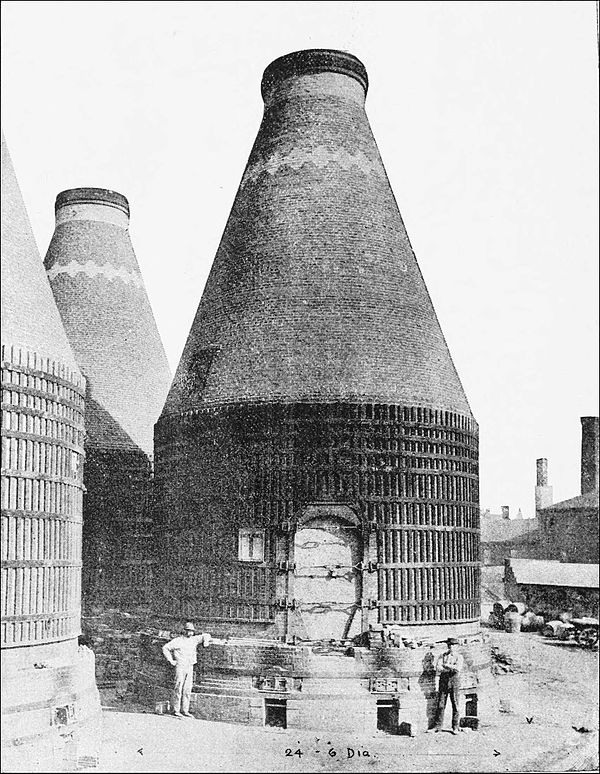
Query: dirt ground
92 630 598 773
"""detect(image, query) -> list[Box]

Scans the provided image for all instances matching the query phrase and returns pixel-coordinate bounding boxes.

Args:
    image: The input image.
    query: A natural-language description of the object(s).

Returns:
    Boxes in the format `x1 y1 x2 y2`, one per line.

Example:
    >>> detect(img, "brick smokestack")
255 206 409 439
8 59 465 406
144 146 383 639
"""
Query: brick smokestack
535 457 553 512
581 416 599 495
501 505 510 520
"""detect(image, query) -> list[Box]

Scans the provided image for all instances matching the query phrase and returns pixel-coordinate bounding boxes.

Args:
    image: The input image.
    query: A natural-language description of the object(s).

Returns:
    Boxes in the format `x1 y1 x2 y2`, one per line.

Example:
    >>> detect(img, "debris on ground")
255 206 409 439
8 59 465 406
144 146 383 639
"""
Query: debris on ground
490 644 530 674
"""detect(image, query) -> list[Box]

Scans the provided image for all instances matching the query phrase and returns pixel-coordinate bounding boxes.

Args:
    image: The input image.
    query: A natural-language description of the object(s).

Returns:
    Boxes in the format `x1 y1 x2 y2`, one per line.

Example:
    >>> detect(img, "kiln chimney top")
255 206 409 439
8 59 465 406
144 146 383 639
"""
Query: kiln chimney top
56 188 129 216
261 49 369 100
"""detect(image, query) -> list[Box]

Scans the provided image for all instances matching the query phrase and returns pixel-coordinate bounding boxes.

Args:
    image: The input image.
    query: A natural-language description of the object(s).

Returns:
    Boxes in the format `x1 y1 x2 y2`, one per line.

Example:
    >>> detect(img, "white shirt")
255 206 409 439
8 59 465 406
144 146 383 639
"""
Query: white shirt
162 633 211 667
435 650 464 674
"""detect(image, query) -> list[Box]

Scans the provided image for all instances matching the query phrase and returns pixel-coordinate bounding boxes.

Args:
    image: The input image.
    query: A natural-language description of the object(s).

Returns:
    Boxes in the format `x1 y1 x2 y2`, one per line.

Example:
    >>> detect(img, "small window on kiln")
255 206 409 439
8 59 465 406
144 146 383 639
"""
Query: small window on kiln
238 528 265 562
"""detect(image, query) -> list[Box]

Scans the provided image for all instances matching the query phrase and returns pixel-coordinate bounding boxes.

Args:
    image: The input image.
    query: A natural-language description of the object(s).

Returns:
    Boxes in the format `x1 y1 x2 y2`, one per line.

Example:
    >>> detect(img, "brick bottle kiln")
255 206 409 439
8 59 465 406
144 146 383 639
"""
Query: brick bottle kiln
1 135 101 768
44 189 172 610
146 50 492 733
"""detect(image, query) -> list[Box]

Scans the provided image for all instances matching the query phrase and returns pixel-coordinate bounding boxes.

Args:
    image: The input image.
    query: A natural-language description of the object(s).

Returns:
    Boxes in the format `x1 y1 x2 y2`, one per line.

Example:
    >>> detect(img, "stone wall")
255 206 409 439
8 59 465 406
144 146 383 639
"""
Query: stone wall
134 631 495 733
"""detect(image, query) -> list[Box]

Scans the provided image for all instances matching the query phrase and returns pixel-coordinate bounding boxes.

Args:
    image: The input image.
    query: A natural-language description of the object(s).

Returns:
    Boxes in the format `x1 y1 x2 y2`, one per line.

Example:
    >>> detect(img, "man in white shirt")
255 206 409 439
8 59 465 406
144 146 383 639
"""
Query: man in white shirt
161 621 223 718
432 637 464 734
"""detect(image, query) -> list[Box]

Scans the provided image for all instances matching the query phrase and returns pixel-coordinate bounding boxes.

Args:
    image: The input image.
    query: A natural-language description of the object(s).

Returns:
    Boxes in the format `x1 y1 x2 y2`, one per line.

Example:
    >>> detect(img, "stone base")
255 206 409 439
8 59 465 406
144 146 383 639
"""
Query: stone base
1 640 102 772
134 629 498 734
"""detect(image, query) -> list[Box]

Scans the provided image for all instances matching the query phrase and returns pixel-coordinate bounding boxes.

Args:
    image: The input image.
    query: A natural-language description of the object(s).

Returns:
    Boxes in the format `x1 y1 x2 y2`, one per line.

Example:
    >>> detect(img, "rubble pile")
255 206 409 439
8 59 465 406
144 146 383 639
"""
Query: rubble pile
490 644 530 675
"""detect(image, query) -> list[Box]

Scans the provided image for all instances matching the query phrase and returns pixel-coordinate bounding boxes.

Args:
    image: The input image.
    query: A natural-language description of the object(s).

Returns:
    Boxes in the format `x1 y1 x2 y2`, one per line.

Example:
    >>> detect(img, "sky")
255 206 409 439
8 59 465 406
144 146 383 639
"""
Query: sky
2 1 598 517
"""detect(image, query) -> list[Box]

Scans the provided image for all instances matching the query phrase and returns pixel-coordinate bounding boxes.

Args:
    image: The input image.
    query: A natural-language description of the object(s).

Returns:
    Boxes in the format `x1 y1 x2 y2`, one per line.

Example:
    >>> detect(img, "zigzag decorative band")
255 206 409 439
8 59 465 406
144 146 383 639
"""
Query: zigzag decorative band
241 145 384 188
46 261 144 288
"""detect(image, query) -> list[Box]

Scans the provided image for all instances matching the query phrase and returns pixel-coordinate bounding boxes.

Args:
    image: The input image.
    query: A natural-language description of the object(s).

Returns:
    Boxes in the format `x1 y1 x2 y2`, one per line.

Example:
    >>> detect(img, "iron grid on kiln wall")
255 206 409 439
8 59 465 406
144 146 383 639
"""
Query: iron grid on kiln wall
154 401 479 638
1 346 86 648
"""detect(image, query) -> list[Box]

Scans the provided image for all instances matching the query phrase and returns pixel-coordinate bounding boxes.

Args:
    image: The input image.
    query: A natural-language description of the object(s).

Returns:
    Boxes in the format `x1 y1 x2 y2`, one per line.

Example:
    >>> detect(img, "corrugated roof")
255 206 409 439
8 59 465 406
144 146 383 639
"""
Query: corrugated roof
163 50 472 419
540 491 599 513
508 559 599 589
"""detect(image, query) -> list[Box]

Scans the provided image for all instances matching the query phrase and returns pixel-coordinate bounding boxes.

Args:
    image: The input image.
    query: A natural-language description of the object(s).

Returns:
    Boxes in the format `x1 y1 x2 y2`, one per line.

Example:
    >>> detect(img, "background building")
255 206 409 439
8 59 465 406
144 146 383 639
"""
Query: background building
480 505 539 566
537 417 599 563
504 559 599 619
497 417 600 621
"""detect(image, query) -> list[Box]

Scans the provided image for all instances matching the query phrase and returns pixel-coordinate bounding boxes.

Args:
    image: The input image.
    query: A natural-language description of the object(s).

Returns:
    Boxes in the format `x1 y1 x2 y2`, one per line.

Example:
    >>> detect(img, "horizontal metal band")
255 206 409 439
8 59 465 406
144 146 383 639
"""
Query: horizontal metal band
375 525 479 533
2 386 84 414
0 401 84 428
1 509 83 523
0 429 83 453
2 611 80 622
376 561 480 569
1 469 83 486
377 598 478 607
1 360 85 394
1 559 82 568
2 634 81 649
180 597 272 607
159 613 275 624
159 404 477 430
376 617 479 626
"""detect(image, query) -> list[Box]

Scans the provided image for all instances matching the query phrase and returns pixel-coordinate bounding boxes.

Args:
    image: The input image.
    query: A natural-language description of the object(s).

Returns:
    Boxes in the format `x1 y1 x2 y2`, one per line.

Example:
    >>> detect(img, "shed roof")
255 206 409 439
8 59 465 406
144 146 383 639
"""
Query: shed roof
508 559 599 589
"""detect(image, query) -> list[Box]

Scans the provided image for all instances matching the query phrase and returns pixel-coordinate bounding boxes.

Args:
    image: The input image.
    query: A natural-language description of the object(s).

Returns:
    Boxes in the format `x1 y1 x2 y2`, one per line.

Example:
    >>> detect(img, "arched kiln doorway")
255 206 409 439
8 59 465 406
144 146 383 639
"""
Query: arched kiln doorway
293 505 362 642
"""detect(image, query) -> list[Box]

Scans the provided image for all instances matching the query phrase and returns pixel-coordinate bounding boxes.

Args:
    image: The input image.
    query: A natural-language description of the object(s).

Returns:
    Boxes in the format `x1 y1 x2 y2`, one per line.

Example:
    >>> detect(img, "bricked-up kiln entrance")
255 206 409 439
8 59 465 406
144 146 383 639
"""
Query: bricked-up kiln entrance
377 700 399 734
293 507 362 641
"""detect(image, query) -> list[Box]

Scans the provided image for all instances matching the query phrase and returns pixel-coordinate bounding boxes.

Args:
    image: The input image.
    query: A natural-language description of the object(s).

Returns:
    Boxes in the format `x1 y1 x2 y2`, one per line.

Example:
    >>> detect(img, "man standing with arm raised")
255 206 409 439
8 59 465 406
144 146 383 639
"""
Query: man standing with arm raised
162 621 225 718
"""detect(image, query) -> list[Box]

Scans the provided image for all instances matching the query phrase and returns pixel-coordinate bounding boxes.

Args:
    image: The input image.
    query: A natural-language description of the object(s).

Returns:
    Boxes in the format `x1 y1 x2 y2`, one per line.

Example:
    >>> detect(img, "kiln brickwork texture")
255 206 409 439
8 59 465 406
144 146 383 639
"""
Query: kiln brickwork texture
164 51 471 416
44 189 171 609
45 189 171 458
146 50 488 733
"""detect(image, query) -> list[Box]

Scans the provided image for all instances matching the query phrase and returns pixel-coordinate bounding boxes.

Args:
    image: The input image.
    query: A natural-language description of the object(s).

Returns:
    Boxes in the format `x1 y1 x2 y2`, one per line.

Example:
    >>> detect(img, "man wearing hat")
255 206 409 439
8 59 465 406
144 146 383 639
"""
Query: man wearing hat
162 622 224 718
431 637 464 734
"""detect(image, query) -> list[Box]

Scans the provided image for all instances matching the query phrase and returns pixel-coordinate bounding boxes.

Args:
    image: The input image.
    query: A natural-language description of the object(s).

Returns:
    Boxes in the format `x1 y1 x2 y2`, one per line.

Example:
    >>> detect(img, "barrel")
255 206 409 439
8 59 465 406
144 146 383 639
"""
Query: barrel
504 611 522 633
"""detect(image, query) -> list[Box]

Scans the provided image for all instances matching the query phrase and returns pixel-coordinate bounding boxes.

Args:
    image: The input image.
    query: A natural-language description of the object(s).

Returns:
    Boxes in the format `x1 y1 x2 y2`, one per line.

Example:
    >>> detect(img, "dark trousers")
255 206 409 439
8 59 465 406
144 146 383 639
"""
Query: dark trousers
434 672 460 730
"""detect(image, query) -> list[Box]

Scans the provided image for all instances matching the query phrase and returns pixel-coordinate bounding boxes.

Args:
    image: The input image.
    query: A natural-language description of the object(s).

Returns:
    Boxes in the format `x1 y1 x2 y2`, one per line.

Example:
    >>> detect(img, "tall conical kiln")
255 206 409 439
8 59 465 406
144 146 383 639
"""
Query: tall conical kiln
146 50 493 732
44 189 172 609
1 134 101 769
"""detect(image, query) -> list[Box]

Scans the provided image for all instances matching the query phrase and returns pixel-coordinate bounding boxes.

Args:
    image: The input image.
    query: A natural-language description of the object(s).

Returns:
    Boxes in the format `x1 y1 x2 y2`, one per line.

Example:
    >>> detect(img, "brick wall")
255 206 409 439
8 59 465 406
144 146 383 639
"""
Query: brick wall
538 507 599 563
